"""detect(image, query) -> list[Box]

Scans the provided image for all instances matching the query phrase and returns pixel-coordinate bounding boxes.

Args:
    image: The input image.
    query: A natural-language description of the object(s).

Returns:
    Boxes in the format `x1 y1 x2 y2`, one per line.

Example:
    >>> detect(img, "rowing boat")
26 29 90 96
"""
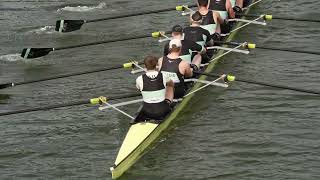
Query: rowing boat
110 0 259 178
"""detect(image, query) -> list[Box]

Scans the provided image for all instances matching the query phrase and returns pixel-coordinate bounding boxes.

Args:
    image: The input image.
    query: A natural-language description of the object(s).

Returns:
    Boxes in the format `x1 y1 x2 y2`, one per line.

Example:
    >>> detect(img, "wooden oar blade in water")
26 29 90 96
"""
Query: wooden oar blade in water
21 48 53 59
55 20 85 33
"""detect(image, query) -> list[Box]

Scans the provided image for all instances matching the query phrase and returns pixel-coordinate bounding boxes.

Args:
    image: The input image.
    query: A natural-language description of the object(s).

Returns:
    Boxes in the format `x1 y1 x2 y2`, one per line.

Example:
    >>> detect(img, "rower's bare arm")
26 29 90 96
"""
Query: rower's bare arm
181 61 193 77
226 0 235 18
214 11 224 24
166 80 174 87
157 57 163 70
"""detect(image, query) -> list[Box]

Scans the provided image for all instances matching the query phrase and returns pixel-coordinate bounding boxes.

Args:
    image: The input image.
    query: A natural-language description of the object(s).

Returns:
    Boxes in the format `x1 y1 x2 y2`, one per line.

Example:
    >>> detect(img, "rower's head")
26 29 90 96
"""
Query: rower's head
190 11 203 25
144 55 158 71
168 39 182 54
171 25 183 38
197 0 209 8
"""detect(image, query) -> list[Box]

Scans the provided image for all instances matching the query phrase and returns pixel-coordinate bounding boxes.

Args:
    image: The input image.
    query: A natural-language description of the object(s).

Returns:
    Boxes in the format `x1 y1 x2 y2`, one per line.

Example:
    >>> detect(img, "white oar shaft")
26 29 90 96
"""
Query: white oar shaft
206 43 246 64
207 46 249 54
184 76 225 97
228 18 267 25
104 102 135 120
184 78 228 88
231 15 265 33
99 99 144 111
243 0 263 10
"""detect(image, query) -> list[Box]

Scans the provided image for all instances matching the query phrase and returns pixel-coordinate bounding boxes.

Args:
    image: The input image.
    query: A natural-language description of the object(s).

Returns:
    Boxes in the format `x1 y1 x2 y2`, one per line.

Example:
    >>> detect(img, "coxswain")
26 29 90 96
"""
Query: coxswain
134 55 174 123
159 39 193 99
196 0 224 38
163 25 205 68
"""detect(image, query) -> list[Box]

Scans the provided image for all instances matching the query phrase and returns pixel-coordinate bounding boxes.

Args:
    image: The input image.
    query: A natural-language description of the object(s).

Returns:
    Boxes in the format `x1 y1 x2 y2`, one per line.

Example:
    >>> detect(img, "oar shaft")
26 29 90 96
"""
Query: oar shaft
240 14 320 23
255 46 320 56
86 5 197 23
197 72 320 95
214 41 320 56
0 93 141 117
0 100 89 116
15 65 124 86
55 34 149 50
235 78 320 95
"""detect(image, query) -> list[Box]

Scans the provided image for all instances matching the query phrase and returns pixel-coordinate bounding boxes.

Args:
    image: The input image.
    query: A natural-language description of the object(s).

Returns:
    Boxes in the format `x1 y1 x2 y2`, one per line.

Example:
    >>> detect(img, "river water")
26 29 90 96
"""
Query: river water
0 0 319 179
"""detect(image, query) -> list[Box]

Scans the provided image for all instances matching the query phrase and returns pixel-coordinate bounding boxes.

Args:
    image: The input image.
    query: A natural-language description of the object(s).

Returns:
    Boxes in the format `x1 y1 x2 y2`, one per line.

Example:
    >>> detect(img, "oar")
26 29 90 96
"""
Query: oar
0 61 142 89
213 41 320 56
21 34 149 59
0 93 141 117
55 5 197 33
195 72 320 95
21 31 171 59
238 13 320 23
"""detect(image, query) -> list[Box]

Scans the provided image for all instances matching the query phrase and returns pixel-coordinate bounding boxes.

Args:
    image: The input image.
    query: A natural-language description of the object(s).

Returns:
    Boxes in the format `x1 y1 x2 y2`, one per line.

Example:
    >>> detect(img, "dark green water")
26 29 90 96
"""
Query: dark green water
0 0 319 179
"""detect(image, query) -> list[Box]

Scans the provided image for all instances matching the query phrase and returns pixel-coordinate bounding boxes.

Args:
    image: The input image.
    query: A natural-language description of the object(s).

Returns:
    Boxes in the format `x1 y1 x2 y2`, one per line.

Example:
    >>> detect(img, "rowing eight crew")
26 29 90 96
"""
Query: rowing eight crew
132 0 250 123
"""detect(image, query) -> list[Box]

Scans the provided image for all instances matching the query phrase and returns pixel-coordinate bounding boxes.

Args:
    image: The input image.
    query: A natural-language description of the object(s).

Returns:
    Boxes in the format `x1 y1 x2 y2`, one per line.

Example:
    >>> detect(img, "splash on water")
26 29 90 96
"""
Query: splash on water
28 26 56 34
57 2 106 12
0 54 23 62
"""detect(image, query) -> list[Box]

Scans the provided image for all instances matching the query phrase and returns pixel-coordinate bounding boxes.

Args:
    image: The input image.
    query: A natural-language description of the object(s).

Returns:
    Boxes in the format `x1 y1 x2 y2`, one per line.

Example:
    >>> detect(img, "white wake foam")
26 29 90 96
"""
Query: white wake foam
57 2 106 12
28 25 56 34
0 54 24 62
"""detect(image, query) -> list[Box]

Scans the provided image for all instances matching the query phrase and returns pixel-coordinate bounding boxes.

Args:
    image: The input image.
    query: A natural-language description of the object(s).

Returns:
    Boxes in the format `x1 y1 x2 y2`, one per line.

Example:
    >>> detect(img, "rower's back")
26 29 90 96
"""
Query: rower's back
160 56 186 99
184 11 211 47
160 39 192 98
197 0 217 35
209 0 228 19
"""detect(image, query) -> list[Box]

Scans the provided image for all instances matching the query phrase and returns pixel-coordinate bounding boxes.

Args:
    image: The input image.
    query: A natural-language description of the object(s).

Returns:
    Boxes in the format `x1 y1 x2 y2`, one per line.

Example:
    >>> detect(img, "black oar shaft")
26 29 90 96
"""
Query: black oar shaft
214 41 320 56
255 46 320 56
55 34 150 50
14 65 124 86
235 78 320 95
0 93 141 117
197 72 320 95
87 5 197 23
240 14 320 23
0 61 143 89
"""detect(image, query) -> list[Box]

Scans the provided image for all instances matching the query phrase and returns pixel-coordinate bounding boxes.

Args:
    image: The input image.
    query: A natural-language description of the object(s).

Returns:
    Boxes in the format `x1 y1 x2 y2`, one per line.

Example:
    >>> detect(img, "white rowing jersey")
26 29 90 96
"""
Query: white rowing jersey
136 71 171 104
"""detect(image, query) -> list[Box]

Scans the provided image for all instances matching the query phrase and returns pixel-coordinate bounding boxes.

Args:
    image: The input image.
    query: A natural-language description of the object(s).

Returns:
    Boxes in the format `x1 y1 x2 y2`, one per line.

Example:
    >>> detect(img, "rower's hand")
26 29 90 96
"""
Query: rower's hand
159 31 166 37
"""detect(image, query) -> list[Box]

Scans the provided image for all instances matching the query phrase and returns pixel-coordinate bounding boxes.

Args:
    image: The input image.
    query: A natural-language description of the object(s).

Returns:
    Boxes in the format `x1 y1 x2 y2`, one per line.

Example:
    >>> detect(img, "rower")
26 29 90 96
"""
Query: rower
159 39 193 99
234 0 251 13
134 55 174 123
184 11 211 47
184 11 213 62
208 0 235 19
163 25 205 68
196 0 224 38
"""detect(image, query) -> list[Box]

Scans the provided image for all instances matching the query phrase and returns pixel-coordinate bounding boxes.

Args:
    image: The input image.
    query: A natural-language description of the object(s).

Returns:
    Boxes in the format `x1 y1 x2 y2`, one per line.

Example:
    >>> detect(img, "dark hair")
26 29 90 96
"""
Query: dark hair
198 0 208 7
144 55 158 70
169 47 181 53
191 11 203 22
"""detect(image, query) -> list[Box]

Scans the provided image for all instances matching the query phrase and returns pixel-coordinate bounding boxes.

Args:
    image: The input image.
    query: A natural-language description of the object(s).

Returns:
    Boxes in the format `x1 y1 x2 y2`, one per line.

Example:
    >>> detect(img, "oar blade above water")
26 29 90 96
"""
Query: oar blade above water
55 20 85 33
21 48 54 59
0 83 13 89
